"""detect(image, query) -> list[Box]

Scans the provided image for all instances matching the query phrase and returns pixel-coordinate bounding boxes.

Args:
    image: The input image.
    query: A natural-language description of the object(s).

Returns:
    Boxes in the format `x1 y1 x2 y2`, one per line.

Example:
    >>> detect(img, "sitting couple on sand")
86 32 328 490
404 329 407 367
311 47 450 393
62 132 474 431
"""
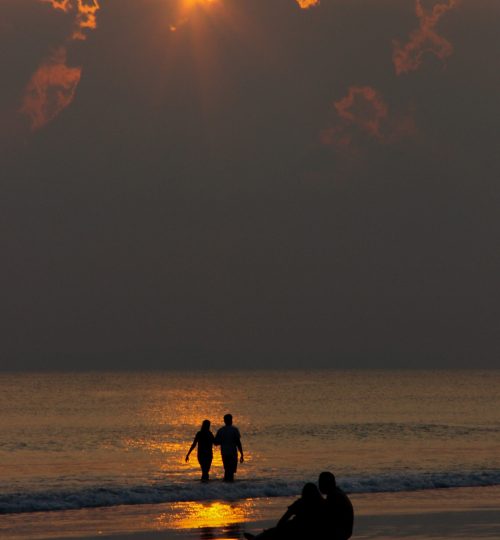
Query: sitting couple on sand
185 414 244 482
244 472 353 540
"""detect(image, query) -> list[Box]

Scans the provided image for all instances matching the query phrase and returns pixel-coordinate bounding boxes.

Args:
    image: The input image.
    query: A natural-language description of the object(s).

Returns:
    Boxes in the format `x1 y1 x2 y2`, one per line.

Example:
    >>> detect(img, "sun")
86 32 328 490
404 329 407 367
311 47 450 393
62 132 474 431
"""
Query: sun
169 0 221 32
184 0 219 5
180 0 220 12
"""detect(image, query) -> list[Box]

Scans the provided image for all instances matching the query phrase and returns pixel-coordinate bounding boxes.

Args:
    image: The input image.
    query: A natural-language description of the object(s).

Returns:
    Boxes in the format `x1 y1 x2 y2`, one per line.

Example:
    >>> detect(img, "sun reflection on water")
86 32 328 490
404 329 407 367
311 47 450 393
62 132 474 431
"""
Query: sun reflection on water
124 387 239 477
156 499 255 530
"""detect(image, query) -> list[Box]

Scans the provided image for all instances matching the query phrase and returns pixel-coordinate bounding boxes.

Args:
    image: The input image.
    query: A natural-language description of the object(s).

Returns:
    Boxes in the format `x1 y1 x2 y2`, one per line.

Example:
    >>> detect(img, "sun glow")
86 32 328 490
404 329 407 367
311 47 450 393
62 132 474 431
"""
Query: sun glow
169 0 220 31
296 0 320 8
184 0 219 6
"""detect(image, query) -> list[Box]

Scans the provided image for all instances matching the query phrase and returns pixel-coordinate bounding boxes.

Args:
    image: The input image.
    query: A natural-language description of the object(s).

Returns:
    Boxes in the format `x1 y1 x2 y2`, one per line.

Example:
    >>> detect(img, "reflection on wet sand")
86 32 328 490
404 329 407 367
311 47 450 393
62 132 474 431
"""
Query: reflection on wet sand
155 499 255 537
199 523 242 539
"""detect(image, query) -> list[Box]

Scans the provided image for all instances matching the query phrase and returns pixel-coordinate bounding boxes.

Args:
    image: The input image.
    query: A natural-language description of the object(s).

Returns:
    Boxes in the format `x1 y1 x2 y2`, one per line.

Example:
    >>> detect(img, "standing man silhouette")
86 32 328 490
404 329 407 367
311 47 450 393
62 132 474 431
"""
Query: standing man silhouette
214 413 244 482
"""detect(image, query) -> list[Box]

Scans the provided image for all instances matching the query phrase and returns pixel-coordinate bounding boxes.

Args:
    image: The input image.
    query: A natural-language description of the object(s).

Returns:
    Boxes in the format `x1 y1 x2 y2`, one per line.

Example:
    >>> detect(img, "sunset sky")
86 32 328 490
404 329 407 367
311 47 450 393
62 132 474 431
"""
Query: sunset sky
1 0 499 370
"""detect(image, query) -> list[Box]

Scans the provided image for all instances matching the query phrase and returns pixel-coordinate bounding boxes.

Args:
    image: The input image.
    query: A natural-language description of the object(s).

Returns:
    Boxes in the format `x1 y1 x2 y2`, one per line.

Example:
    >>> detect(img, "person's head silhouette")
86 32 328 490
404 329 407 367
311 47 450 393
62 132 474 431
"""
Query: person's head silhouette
201 419 211 431
223 414 233 426
318 471 336 495
302 482 322 503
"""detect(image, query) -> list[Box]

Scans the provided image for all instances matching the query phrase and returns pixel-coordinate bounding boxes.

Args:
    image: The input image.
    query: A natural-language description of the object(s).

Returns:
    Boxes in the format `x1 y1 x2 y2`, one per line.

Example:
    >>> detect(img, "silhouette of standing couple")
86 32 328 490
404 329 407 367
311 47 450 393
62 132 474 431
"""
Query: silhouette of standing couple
185 414 244 482
244 472 353 540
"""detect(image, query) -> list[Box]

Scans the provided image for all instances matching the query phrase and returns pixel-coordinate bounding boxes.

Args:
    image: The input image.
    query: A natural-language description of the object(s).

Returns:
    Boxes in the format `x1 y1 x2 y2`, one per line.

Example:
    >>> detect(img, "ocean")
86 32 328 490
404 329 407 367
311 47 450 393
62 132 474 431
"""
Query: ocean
1 370 499 536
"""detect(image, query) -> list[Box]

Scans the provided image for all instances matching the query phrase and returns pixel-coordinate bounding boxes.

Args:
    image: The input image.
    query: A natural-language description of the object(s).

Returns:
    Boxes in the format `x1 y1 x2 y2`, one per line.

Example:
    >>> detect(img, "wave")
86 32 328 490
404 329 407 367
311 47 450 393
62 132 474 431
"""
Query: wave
257 422 500 441
1 470 499 514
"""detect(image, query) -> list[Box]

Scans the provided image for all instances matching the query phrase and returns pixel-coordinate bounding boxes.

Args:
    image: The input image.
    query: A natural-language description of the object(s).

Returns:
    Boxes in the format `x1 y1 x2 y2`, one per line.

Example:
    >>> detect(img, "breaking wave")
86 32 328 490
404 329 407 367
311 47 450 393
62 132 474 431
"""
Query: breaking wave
2 470 499 514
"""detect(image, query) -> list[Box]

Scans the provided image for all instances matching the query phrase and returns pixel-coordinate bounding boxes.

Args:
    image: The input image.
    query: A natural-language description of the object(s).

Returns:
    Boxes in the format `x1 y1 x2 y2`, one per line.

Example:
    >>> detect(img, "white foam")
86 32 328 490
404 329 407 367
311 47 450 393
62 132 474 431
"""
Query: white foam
1 470 500 514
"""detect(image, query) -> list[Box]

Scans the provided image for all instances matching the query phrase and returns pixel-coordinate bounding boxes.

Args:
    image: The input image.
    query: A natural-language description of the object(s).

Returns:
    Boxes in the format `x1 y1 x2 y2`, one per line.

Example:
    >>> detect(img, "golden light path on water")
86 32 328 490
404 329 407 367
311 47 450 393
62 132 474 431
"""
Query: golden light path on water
123 385 243 476
122 385 253 532
155 499 256 530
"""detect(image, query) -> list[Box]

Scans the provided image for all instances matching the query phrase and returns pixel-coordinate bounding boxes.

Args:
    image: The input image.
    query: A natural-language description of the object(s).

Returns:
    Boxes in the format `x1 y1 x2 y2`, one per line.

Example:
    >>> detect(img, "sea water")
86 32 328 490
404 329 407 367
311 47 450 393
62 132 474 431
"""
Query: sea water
1 370 499 518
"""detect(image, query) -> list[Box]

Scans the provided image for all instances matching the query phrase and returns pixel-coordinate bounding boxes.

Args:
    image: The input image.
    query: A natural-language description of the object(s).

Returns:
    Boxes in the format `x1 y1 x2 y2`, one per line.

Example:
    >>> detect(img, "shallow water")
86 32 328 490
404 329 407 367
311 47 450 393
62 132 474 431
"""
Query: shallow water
1 370 499 514
2 487 500 540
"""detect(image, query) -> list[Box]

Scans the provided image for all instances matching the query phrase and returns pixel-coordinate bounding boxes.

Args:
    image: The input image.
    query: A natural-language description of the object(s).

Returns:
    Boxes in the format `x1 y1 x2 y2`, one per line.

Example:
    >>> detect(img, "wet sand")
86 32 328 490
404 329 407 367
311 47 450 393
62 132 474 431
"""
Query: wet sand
2 486 500 540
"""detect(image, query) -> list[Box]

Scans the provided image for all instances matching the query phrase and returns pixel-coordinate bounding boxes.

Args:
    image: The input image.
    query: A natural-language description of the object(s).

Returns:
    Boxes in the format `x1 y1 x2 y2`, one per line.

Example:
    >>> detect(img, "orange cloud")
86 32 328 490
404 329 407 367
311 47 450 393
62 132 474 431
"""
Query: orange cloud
335 86 388 139
73 0 100 40
393 0 457 75
321 86 416 150
40 0 101 40
20 48 82 131
41 0 72 12
296 0 320 9
20 1 100 130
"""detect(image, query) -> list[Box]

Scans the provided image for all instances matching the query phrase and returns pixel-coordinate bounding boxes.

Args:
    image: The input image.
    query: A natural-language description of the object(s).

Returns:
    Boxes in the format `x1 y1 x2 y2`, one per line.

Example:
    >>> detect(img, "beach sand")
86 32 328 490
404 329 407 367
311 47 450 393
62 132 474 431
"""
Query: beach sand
2 486 499 540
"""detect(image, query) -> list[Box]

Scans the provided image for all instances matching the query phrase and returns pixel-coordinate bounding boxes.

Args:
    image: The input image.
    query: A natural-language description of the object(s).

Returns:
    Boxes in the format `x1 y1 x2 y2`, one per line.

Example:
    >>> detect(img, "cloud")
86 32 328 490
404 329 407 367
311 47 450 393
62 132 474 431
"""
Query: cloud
20 47 82 131
393 0 457 75
335 86 388 139
42 0 101 40
296 0 320 9
19 1 100 130
72 0 101 40
41 0 72 11
321 86 416 150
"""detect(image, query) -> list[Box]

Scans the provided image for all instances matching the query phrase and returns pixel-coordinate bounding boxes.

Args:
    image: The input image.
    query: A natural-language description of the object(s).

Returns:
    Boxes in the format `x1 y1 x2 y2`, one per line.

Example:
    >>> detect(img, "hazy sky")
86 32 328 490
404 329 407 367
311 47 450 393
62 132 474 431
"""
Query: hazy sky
1 0 499 370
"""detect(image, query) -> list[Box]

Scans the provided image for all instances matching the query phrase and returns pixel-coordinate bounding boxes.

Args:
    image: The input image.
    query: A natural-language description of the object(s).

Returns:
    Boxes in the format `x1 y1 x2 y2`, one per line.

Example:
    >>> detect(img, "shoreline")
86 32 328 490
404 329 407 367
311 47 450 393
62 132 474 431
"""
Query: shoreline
1 486 499 540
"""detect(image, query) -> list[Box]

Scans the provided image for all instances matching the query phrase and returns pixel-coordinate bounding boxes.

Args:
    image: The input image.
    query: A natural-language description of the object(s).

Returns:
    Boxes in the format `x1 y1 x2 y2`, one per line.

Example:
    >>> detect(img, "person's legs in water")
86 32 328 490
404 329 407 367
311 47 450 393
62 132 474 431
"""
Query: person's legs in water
198 455 212 482
222 453 237 482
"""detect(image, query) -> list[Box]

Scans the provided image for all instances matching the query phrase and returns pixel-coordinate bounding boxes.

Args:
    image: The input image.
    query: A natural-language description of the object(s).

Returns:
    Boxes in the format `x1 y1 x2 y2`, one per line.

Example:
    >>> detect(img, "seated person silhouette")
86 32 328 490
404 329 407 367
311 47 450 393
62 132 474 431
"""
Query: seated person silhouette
318 471 354 540
244 483 325 540
185 420 215 482
214 414 244 482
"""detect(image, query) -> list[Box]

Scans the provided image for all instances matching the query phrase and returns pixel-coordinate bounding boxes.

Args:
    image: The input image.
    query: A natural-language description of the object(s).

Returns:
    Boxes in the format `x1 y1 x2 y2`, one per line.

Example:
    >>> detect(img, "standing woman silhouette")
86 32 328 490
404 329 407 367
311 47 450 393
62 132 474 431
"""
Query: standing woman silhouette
185 420 215 481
